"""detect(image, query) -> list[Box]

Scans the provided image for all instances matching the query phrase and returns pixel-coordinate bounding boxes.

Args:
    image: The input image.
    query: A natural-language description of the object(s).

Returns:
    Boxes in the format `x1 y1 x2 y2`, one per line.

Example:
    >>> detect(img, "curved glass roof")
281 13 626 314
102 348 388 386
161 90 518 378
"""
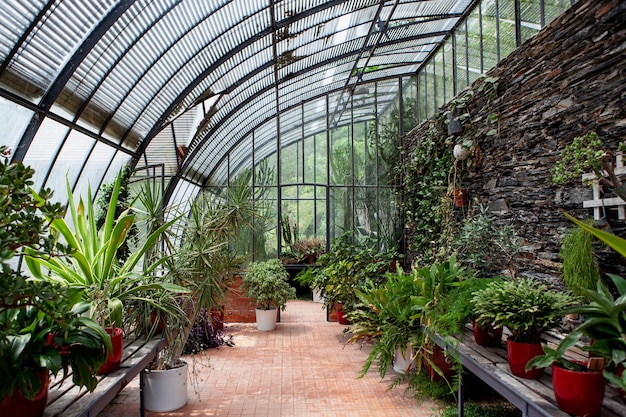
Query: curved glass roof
0 0 475 198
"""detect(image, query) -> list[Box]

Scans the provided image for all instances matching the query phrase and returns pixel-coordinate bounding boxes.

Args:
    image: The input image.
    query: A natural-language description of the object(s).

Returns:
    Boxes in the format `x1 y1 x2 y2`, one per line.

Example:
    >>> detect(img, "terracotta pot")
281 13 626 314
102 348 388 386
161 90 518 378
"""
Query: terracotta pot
423 344 455 381
453 188 468 207
552 362 605 417
98 327 124 374
0 369 50 417
472 322 503 347
506 338 544 379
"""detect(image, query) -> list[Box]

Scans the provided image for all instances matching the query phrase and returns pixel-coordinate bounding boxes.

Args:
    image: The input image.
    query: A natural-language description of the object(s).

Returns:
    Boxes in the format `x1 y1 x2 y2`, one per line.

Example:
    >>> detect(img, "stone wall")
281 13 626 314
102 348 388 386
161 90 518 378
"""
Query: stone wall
403 0 626 281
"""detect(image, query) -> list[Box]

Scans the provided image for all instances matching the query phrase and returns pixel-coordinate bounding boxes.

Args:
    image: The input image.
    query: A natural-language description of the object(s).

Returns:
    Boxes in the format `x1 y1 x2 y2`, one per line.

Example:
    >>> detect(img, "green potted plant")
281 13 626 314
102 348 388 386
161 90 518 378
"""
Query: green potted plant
25 171 186 374
472 278 575 379
551 132 626 202
143 173 257 412
526 333 605 417
241 258 296 331
0 147 110 417
348 267 426 378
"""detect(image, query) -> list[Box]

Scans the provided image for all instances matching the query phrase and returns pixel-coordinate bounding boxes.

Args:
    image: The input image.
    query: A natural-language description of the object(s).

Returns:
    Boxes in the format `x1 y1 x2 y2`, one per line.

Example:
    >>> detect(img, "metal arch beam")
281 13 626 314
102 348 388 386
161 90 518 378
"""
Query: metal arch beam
132 0 357 163
195 72 410 187
12 0 135 163
160 26 446 205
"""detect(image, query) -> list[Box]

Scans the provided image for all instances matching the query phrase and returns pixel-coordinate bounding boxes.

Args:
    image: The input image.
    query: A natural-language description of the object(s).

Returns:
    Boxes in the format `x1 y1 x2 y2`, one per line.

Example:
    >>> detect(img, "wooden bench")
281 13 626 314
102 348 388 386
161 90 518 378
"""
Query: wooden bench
431 326 626 417
44 336 166 417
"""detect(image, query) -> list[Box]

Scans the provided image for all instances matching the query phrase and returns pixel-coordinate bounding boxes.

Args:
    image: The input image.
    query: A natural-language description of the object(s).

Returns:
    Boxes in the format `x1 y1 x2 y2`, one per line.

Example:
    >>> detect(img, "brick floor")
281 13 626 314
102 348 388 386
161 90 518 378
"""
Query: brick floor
99 300 439 417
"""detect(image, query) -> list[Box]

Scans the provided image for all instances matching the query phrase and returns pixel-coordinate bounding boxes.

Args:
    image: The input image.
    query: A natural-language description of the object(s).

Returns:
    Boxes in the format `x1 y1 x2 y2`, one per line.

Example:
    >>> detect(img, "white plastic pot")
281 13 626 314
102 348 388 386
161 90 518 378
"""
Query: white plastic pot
255 307 277 331
143 361 188 412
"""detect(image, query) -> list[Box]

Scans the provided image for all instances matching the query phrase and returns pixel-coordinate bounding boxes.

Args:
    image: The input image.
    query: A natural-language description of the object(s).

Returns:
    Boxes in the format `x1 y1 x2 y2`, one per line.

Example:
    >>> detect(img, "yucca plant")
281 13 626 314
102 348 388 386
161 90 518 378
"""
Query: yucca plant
25 171 187 330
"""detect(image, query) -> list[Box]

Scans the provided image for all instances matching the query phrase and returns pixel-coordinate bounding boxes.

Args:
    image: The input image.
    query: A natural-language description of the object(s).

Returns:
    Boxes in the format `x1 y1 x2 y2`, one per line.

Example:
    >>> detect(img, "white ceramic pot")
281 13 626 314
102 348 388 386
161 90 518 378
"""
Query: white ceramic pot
312 288 324 303
453 144 470 161
393 344 417 375
143 361 188 412
255 307 277 331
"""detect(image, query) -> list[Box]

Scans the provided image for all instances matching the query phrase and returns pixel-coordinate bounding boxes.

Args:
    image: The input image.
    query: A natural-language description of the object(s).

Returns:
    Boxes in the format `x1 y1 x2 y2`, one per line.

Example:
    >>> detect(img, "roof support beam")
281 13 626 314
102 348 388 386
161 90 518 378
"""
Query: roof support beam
11 0 135 163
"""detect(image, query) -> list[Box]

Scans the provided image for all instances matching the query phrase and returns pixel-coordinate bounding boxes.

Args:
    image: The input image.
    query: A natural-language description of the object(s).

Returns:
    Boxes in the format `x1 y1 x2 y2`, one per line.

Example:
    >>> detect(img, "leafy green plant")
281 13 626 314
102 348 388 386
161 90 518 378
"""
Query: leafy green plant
526 332 588 372
438 402 521 417
25 171 186 329
472 278 575 343
348 267 426 379
551 132 626 201
559 221 600 296
0 146 110 400
454 203 522 276
241 259 296 311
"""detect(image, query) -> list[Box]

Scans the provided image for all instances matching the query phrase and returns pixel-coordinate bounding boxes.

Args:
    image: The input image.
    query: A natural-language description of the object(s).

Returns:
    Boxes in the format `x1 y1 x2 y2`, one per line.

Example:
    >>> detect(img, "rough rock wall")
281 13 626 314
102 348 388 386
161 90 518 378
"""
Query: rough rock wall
403 0 626 281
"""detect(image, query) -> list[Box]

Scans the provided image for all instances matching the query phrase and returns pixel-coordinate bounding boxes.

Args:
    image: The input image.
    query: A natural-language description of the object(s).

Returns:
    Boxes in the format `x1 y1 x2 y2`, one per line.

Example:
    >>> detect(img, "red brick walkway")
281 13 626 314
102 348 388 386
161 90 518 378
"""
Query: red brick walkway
99 300 438 417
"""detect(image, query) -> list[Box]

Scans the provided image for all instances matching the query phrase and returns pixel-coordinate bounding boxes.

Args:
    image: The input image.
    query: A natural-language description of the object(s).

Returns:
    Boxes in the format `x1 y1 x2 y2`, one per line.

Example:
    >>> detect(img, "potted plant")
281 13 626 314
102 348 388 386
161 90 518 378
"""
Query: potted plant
472 278 575 379
143 173 257 412
559 220 601 296
0 148 110 417
527 333 605 417
25 171 186 374
241 258 296 331
551 132 626 202
348 267 426 378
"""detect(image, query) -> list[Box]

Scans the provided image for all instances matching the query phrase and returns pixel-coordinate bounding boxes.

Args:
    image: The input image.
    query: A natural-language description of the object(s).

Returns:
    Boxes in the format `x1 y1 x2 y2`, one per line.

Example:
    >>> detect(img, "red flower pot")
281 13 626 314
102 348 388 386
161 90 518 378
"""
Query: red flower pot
336 307 350 325
506 338 544 379
472 322 503 347
211 308 225 331
453 188 468 207
552 362 605 417
98 327 124 374
423 345 455 381
0 369 50 417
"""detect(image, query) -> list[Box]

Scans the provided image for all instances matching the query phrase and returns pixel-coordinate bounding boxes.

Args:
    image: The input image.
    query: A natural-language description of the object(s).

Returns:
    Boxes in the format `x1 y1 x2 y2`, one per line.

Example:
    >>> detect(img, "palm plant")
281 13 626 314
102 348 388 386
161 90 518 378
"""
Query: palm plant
162 172 257 366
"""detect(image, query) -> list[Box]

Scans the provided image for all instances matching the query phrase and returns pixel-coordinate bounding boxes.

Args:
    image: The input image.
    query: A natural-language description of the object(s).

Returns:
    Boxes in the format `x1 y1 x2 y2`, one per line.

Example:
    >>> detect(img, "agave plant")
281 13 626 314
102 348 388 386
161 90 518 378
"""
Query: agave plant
25 171 187 330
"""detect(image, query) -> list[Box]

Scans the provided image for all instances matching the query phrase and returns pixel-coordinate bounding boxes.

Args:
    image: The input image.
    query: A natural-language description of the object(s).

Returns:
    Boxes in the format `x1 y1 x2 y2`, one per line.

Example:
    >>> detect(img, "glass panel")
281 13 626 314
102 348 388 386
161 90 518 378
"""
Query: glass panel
499 0 517 58
402 76 418 135
22 118 68 191
455 23 469 93
467 9 483 77
73 141 116 200
329 125 352 186
482 0 499 70
433 50 444 109
378 187 401 251
328 186 353 242
46 130 95 204
520 0 542 44
354 186 378 240
443 41 455 102
0 98 33 151
545 0 574 24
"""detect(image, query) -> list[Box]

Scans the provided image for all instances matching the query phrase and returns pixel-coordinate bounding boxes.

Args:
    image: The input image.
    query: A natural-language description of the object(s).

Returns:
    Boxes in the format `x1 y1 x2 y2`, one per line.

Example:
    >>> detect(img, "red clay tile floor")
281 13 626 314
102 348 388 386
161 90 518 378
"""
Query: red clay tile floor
99 300 439 417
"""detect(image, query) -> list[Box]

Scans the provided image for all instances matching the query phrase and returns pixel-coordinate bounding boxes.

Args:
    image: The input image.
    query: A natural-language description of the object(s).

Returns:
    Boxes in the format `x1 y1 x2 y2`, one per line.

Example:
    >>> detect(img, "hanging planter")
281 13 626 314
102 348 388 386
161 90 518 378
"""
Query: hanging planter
453 188 468 207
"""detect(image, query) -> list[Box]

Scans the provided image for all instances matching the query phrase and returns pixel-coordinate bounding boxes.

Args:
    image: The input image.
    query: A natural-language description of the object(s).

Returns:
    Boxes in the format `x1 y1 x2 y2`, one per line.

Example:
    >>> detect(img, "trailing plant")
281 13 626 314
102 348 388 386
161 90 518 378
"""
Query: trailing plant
551 131 626 202
182 307 232 355
241 258 296 311
472 278 576 343
401 116 455 264
454 203 522 276
559 221 600 296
